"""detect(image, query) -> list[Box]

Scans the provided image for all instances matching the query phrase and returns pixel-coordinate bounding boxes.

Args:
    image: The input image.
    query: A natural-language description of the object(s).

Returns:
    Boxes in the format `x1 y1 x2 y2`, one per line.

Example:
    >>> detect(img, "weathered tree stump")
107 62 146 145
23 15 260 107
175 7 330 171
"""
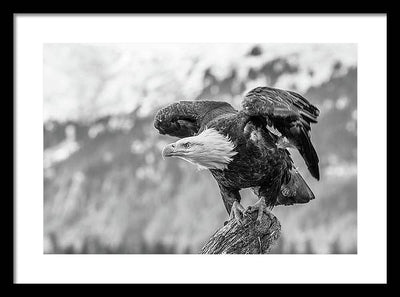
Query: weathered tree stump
201 209 281 254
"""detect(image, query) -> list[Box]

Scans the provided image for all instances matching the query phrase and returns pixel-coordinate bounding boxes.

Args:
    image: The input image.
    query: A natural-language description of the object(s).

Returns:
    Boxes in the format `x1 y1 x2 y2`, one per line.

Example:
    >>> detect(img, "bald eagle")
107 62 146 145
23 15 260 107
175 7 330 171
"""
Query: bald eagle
154 86 320 224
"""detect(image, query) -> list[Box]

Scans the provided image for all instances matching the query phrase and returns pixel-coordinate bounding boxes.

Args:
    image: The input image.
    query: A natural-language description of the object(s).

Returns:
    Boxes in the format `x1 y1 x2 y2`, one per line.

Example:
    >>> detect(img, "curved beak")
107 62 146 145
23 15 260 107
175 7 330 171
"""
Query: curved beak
162 143 177 159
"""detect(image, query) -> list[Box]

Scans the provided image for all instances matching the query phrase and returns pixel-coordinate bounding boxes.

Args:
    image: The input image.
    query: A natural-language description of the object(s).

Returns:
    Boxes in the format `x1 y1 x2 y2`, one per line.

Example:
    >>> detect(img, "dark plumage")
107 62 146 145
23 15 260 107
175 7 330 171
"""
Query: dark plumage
154 86 320 221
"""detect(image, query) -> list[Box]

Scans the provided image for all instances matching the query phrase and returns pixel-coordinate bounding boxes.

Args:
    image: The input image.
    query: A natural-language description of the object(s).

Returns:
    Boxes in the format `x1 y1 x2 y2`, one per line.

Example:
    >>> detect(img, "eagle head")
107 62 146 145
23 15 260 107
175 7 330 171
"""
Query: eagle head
161 128 238 170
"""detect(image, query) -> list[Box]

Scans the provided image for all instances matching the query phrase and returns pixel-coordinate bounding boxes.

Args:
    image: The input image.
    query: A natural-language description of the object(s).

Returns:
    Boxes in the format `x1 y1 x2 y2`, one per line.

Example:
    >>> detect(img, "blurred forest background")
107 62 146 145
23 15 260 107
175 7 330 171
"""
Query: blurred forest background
43 43 357 254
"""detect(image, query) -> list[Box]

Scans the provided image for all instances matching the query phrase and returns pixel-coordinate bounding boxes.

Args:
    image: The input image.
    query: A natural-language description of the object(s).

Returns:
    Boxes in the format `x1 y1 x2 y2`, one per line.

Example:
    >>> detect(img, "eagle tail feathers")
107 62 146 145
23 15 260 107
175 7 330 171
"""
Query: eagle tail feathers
277 169 315 206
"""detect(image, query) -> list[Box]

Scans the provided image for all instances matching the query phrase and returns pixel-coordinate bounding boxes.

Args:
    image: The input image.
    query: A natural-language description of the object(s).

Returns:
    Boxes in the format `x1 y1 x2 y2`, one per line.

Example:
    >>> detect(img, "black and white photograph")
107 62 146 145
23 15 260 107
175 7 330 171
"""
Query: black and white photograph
43 43 357 254
14 14 387 284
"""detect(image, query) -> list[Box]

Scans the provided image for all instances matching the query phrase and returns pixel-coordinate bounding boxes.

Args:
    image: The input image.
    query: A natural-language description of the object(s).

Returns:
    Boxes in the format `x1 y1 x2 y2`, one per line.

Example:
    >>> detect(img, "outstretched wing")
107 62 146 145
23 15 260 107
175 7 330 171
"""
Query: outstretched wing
154 100 237 138
242 86 320 180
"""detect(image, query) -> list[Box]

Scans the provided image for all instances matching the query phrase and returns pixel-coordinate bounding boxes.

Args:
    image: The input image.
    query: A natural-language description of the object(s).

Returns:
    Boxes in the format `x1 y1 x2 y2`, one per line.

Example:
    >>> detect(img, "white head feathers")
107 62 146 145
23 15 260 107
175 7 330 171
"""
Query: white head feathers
175 128 238 170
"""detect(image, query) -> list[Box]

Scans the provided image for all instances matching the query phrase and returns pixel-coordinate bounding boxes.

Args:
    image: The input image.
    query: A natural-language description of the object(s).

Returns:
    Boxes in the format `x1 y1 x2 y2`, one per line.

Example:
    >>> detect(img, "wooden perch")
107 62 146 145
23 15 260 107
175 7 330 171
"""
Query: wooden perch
201 209 281 254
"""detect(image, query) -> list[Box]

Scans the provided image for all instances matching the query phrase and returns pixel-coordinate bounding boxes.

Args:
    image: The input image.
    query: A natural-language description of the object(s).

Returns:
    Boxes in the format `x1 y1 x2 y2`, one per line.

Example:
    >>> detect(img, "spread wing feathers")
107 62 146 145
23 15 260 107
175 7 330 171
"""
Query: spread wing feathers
154 100 237 138
242 86 320 180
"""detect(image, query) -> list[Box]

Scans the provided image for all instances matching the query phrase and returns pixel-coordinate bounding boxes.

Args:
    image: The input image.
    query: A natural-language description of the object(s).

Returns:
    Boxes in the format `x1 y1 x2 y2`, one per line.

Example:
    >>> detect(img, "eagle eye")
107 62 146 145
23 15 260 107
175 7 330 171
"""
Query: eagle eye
182 142 191 149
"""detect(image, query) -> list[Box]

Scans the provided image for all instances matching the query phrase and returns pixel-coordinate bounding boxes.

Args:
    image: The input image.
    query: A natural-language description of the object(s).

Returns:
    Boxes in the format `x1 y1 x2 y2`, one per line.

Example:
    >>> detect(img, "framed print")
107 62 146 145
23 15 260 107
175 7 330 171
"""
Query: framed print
14 14 387 284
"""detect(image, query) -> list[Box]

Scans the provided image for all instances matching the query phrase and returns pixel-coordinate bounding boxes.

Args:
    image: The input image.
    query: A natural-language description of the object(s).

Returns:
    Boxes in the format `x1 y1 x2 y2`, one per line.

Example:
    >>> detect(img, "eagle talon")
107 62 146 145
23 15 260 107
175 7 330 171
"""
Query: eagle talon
245 205 256 214
246 198 267 225
229 201 245 226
